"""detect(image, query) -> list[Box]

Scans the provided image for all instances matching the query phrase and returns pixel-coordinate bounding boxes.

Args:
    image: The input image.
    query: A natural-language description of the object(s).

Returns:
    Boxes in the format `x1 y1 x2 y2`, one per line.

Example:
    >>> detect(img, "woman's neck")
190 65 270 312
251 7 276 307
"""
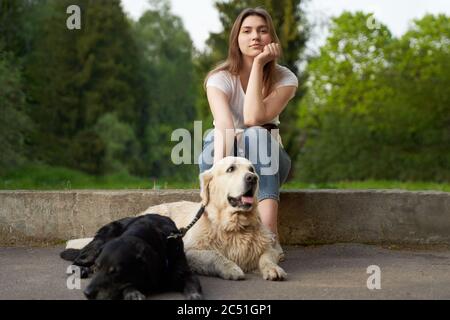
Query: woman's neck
240 55 254 80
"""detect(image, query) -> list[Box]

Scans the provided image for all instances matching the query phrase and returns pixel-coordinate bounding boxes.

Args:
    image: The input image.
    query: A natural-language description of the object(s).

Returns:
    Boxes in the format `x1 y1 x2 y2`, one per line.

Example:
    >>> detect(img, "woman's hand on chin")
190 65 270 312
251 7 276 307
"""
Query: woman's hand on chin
254 43 281 66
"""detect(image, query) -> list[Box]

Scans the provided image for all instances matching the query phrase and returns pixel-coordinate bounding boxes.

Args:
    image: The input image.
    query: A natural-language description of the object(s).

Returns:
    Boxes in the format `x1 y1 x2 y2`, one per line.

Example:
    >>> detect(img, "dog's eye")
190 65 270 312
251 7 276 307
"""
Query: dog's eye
108 266 117 274
248 166 255 173
226 165 235 173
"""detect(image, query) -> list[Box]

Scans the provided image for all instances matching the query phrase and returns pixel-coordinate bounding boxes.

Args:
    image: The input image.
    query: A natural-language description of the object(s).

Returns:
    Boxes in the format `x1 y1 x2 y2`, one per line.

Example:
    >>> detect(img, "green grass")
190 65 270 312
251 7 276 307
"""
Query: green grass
282 180 450 192
1 164 448 192
0 164 183 190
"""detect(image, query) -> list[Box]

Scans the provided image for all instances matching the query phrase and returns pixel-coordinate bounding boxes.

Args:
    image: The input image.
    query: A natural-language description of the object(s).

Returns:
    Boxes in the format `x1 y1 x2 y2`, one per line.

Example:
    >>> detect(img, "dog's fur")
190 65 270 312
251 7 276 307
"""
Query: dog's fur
60 214 202 300
66 157 286 281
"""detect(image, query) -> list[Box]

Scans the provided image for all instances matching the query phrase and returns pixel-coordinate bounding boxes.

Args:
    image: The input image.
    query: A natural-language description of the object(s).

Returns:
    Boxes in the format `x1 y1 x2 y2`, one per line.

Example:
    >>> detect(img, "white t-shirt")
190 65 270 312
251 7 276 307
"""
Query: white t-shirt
206 64 298 130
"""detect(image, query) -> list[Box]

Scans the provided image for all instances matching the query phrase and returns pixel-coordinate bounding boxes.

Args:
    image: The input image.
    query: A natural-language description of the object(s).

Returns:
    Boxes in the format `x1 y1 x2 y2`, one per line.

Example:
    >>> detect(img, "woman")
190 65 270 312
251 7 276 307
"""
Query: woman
198 8 298 260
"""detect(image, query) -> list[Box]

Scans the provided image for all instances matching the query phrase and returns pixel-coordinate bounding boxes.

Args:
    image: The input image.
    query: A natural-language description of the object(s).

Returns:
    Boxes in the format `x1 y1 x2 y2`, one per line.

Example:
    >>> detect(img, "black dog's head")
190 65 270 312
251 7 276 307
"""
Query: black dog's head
83 237 161 300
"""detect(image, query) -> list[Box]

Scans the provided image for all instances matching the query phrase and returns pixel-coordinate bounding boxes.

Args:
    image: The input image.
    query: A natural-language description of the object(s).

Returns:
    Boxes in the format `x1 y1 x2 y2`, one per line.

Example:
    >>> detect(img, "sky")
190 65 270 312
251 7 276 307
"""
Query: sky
121 0 450 52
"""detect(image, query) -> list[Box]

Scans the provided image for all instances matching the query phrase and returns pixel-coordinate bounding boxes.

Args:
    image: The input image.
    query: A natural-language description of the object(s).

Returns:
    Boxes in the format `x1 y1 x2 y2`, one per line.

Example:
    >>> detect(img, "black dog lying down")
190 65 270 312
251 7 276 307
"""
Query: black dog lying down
60 214 202 300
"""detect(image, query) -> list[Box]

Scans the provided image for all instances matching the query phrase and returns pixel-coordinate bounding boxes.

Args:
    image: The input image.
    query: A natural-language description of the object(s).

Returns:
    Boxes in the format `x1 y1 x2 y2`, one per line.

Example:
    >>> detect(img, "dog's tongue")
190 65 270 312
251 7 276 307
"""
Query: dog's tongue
241 196 254 204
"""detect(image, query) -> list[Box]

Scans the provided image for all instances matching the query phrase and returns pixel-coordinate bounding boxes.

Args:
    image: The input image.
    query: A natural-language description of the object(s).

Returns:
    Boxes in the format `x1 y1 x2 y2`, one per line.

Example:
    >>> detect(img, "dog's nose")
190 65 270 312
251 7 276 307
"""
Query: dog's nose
245 173 257 185
83 286 96 300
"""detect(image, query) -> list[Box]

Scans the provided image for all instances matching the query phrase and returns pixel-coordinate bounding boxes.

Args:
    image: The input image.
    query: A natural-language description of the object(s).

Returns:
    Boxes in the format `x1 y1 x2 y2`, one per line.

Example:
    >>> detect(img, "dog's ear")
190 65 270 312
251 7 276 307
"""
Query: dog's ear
199 168 213 206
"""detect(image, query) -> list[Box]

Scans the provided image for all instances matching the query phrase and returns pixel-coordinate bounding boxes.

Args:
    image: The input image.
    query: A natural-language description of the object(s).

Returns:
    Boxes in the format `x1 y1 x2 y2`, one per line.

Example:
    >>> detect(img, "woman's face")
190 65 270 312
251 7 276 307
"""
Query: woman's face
238 15 272 58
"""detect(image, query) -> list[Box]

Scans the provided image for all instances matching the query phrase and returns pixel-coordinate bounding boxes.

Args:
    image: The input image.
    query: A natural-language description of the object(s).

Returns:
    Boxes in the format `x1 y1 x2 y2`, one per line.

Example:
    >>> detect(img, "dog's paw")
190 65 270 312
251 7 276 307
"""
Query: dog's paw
221 264 245 280
262 265 287 281
79 266 92 278
66 265 91 279
187 292 204 300
123 290 146 300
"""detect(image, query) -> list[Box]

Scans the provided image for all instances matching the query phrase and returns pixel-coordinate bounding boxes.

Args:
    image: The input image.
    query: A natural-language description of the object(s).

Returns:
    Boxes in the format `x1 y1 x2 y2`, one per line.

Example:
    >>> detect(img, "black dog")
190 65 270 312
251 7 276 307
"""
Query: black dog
60 214 202 300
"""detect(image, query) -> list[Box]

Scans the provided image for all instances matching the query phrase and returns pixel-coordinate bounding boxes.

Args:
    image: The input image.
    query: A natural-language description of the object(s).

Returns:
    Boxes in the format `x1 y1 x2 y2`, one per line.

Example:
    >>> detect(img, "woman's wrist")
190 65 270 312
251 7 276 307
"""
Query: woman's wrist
252 57 266 68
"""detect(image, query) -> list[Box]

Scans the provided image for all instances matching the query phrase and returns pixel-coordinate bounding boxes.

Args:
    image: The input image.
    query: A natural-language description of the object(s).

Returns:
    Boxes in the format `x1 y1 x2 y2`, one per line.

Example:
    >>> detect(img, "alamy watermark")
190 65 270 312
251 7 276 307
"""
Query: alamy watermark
170 121 280 175
366 14 381 30
66 5 81 30
366 265 381 290
66 265 81 290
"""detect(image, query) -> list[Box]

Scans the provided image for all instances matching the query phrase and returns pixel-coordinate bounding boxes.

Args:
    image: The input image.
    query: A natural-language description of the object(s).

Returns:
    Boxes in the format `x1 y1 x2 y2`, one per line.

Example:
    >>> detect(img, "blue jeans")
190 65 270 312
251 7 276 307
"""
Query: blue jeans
198 126 291 202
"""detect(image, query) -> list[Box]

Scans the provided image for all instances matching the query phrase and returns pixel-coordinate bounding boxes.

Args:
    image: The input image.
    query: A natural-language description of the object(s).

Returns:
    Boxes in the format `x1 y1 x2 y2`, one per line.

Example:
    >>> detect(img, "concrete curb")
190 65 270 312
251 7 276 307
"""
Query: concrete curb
1 190 449 246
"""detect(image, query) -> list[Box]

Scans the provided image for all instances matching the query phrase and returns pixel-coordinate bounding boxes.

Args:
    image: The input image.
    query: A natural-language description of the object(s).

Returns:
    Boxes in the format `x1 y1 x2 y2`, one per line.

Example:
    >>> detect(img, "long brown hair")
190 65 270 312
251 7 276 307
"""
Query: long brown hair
204 8 281 98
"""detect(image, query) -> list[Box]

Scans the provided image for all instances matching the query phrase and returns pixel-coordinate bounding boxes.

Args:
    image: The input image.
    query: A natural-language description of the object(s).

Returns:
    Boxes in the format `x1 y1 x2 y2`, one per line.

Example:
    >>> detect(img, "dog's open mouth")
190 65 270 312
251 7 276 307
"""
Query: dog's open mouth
228 188 255 209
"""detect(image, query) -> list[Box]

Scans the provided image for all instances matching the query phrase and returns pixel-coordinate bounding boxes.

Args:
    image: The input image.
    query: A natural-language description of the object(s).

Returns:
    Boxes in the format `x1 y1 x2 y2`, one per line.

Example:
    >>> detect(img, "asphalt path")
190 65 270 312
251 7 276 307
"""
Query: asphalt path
1 243 449 300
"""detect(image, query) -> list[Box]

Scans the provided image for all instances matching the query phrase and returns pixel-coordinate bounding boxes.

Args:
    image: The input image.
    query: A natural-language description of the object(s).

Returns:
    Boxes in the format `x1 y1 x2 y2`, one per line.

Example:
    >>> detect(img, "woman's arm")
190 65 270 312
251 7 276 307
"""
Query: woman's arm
243 59 265 125
206 87 236 164
243 44 296 126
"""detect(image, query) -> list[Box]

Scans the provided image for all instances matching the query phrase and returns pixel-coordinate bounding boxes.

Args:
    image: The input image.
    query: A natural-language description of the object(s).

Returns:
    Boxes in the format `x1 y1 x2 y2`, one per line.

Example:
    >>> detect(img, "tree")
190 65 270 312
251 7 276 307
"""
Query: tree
298 12 394 181
26 0 142 174
0 47 32 173
132 0 197 179
93 113 139 174
0 0 26 55
379 14 450 181
0 0 47 58
298 12 450 182
0 0 46 173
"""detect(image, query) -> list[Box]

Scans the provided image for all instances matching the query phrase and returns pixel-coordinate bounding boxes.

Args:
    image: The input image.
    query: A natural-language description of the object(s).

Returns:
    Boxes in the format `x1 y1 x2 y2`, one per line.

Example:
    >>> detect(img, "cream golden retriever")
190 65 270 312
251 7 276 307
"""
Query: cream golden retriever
66 156 286 281
139 157 286 281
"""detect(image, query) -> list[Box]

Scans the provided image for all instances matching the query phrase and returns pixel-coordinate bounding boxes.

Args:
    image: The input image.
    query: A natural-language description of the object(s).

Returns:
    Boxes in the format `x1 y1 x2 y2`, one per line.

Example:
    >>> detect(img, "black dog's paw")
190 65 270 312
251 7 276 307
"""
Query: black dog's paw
65 265 92 279
66 265 92 278
123 290 146 300
187 292 204 300
79 266 92 278
60 249 81 261
183 275 203 300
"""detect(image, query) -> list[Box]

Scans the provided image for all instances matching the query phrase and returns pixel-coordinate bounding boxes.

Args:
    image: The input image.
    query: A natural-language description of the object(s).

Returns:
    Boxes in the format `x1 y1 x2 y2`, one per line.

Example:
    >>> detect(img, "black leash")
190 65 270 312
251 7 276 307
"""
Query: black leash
167 205 206 239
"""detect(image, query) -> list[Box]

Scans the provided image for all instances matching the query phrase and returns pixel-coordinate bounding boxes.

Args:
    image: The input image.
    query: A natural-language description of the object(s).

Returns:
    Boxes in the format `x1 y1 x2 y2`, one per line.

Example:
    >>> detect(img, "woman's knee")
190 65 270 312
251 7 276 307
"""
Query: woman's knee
243 126 272 156
198 146 215 172
243 126 281 171
198 130 215 173
243 126 270 144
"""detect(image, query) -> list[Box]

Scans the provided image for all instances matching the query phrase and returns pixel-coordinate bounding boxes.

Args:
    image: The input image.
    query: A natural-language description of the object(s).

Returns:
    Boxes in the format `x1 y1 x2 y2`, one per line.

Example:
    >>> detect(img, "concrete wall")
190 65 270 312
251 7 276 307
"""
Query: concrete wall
1 190 449 245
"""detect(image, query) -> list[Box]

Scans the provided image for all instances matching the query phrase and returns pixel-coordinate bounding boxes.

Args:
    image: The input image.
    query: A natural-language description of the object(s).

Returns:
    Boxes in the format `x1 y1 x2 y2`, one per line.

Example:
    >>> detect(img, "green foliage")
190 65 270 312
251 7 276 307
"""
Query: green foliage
132 1 197 180
1 0 199 181
0 47 32 173
0 164 148 189
0 0 47 58
298 12 450 182
2 164 449 192
0 0 46 174
2 1 448 187
282 179 450 192
93 113 140 174
0 0 25 55
71 128 106 175
25 0 143 173
382 14 450 181
76 0 140 126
